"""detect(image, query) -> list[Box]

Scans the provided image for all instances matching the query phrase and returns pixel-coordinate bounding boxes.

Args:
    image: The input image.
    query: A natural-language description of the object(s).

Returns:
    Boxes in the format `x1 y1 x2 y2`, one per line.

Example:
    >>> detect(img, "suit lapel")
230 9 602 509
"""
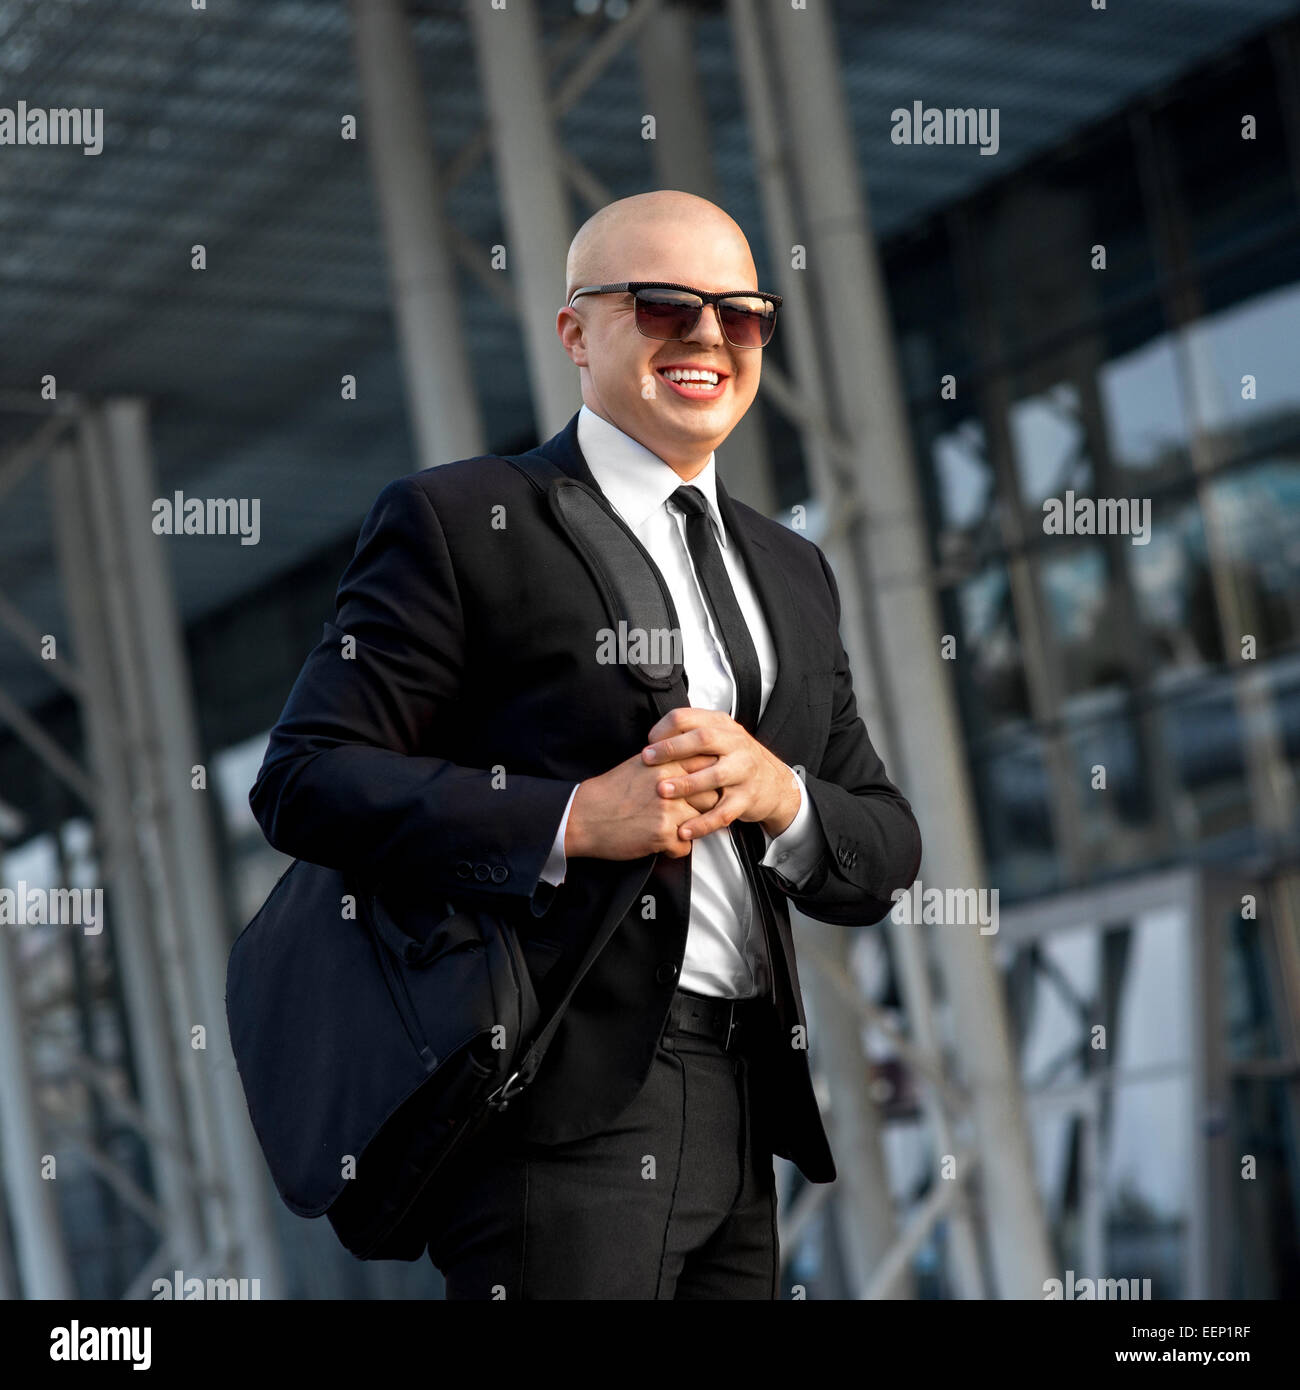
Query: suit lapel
535 410 601 490
535 411 805 751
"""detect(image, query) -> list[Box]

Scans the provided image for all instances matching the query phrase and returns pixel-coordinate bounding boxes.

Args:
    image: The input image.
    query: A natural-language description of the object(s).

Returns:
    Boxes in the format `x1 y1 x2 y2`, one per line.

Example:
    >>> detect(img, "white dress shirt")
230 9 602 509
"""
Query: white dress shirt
537 404 827 999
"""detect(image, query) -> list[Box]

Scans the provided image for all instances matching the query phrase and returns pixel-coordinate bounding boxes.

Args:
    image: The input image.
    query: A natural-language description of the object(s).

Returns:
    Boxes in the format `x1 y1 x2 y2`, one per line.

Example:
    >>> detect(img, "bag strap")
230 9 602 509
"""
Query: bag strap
487 449 690 1108
504 450 687 694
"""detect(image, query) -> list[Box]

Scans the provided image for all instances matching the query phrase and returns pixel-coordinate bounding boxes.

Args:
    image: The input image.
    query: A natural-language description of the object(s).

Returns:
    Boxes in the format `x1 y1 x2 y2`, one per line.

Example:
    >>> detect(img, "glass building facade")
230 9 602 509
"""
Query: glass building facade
881 30 1300 1298
888 32 1300 900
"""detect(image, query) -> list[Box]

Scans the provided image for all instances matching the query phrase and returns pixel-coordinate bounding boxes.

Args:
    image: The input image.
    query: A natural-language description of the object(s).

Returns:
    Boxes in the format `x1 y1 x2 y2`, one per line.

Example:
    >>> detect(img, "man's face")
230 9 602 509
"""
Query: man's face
557 221 763 471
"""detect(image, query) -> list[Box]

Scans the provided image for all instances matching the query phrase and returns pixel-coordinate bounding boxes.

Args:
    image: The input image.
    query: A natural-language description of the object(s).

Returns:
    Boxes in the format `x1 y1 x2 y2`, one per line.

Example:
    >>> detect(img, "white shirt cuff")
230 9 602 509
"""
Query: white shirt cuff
759 774 824 889
539 783 581 887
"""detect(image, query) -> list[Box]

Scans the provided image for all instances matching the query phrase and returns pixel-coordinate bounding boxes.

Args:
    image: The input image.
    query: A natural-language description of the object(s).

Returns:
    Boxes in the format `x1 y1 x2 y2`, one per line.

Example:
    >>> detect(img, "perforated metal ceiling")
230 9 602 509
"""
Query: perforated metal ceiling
0 0 1295 716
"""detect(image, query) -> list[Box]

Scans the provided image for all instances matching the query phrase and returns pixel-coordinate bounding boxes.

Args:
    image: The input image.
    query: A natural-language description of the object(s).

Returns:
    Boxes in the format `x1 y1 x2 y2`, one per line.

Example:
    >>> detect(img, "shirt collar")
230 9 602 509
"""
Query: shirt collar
577 403 728 548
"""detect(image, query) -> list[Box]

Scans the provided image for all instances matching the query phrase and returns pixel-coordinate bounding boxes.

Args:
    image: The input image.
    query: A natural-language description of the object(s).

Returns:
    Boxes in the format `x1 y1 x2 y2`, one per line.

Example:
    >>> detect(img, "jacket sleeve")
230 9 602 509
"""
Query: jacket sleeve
248 474 575 913
765 546 922 925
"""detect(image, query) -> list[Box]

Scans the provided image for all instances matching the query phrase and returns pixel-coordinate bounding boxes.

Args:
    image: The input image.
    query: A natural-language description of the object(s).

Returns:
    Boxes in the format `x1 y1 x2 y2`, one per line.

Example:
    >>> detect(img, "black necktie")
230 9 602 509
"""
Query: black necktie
670 485 762 734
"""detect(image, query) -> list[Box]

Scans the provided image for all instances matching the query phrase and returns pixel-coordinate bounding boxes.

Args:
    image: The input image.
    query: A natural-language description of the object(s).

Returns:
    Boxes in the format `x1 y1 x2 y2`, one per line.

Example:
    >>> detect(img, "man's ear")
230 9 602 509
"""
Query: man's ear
556 306 588 367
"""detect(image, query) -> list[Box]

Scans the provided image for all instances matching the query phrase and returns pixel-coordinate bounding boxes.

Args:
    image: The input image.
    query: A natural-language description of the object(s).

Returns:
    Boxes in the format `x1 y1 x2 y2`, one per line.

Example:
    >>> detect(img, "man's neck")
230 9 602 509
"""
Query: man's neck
667 456 711 483
583 403 713 481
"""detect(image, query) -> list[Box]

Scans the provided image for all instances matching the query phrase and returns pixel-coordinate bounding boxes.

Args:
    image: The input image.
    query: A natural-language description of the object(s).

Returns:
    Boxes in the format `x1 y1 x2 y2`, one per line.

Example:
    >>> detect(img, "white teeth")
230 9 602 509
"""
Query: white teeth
662 368 720 386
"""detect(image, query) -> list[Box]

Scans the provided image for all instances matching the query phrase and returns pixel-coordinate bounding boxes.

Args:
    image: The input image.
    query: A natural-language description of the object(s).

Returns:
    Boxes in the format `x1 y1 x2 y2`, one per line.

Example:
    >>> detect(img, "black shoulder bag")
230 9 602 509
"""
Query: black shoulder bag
225 449 689 1261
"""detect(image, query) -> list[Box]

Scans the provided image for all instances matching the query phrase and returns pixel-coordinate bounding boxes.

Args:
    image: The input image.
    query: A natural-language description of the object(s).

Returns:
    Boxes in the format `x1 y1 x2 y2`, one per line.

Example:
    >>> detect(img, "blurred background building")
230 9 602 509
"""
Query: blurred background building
0 0 1296 1299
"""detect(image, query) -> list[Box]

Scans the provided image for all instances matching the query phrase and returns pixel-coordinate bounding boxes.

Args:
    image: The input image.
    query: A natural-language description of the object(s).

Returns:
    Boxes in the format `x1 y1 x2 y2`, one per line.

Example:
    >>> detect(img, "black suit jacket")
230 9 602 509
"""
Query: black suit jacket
249 409 921 1184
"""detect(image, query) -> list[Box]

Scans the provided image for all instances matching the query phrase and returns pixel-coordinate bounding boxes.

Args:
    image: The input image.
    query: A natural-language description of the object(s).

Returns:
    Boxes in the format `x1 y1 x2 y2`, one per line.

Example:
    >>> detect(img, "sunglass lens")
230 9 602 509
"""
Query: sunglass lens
634 289 703 341
718 296 776 348
632 288 777 346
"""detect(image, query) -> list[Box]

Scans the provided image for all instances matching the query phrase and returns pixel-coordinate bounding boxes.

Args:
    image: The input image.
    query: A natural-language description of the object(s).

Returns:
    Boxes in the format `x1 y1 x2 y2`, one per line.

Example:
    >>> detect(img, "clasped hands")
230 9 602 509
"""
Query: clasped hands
564 707 802 862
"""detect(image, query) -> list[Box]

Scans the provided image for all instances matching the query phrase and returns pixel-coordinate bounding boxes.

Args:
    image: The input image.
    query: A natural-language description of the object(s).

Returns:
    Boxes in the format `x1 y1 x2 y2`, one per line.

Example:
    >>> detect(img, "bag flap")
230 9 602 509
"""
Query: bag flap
225 861 510 1216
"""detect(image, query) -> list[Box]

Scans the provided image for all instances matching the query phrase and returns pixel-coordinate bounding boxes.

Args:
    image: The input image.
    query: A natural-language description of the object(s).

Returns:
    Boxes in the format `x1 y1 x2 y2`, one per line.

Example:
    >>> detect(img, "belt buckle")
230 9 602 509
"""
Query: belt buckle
487 1068 525 1110
723 999 737 1052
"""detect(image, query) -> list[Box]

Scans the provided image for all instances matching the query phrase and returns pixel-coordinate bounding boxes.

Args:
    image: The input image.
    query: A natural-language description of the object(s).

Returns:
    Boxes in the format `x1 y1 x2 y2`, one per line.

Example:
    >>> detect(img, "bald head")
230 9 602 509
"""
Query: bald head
556 191 766 477
564 191 757 301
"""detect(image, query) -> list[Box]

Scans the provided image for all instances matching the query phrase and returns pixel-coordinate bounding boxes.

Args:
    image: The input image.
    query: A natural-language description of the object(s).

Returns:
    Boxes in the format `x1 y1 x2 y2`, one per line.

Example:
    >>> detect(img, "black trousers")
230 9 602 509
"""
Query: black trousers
424 989 780 1299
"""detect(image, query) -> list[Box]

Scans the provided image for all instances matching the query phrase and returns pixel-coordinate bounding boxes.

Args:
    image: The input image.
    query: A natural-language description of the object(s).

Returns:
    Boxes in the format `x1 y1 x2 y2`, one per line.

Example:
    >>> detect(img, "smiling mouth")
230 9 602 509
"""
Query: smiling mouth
655 365 729 399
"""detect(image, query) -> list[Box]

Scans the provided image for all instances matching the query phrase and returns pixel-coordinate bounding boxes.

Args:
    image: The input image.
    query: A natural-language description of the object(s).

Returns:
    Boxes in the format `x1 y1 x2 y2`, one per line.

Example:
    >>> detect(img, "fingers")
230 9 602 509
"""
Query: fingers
684 787 722 814
643 707 739 765
642 727 710 765
649 753 716 798
645 705 719 746
662 760 721 815
655 801 695 857
655 752 743 801
678 753 718 774
676 788 744 841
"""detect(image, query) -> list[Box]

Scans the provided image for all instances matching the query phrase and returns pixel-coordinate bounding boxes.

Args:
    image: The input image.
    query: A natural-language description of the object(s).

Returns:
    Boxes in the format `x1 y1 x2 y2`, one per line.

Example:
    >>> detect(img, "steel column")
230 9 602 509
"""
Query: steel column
728 0 912 1298
96 399 286 1295
762 0 1054 1297
468 0 579 438
350 0 484 472
48 440 206 1273
0 850 75 1297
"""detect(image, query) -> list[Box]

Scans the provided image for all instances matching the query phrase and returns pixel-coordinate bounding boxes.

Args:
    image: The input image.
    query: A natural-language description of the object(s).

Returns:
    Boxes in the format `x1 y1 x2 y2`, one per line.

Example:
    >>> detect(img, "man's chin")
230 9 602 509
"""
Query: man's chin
651 400 744 441
652 426 732 463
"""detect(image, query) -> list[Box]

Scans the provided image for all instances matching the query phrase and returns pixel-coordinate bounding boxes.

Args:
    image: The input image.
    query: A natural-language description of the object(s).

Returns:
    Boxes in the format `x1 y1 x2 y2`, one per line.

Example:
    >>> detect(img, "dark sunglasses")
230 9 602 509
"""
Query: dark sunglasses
567 280 782 348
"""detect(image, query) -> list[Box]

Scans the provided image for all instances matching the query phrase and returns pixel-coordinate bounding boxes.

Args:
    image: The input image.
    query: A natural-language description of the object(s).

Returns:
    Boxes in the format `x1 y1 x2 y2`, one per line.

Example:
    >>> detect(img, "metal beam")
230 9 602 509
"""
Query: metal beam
76 408 232 1265
468 0 578 438
0 851 75 1297
351 0 484 472
762 0 1054 1298
729 0 911 1300
0 412 73 507
95 398 286 1293
48 435 208 1272
0 684 96 807
861 1147 981 1301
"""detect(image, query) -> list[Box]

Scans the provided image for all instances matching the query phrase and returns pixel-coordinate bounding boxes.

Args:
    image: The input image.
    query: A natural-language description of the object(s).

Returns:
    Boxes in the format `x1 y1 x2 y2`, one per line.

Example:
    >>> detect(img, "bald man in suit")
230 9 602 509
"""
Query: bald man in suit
250 190 921 1299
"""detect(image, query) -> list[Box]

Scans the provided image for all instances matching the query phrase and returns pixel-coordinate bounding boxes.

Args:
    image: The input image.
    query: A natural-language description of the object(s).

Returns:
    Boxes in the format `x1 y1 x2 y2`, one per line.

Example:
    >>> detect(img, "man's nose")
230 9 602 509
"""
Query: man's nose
686 303 726 344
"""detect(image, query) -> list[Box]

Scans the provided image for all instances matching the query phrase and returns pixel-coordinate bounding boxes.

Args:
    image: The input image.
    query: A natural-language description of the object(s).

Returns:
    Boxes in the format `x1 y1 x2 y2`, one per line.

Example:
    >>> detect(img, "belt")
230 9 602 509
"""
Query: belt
666 986 761 1053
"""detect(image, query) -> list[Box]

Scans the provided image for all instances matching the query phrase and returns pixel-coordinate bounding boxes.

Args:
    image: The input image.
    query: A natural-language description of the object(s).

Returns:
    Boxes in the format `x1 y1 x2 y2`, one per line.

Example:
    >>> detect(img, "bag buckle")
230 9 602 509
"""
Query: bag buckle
487 1068 526 1110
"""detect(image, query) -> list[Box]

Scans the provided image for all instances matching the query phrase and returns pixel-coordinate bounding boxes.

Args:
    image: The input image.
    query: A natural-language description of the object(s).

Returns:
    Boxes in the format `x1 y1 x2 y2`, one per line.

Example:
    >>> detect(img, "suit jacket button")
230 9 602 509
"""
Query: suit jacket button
455 861 472 879
655 962 679 984
490 866 508 884
474 863 491 882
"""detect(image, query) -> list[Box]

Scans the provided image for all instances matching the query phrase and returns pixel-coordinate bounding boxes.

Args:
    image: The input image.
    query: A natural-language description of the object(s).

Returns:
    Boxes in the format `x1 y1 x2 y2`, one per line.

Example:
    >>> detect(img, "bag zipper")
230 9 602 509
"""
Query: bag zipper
364 898 439 1072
